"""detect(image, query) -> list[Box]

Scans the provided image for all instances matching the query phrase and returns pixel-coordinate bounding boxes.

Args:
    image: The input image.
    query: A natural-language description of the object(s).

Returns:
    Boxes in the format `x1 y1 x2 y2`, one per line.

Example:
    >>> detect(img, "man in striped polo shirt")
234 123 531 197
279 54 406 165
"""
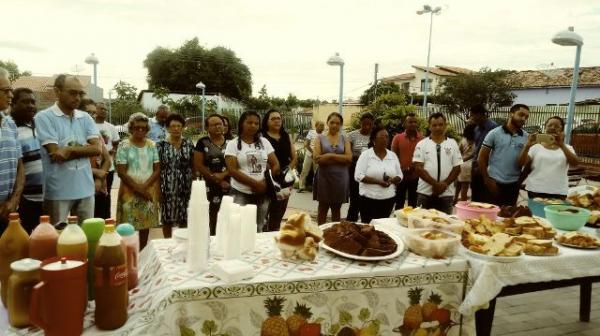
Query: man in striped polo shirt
0 68 25 235
11 88 44 233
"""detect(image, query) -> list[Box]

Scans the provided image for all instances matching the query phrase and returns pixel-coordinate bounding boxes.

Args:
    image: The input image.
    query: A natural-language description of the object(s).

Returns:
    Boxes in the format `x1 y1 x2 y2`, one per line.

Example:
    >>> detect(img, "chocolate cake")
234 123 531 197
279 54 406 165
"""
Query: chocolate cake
323 221 397 257
498 205 532 218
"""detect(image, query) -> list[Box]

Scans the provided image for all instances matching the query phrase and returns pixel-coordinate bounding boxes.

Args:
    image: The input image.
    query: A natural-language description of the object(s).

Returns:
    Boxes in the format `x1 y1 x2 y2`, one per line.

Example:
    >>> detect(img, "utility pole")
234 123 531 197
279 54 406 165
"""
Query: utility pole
373 63 379 101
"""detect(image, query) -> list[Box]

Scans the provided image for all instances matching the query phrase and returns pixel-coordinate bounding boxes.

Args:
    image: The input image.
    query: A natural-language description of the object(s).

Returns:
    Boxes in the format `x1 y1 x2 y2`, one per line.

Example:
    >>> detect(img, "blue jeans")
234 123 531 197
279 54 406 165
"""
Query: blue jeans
230 189 270 232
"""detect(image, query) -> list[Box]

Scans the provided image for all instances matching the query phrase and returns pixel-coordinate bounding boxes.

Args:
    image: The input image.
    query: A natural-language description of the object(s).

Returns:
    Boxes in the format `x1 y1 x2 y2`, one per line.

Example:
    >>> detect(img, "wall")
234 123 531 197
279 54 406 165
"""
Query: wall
512 87 600 106
310 103 364 128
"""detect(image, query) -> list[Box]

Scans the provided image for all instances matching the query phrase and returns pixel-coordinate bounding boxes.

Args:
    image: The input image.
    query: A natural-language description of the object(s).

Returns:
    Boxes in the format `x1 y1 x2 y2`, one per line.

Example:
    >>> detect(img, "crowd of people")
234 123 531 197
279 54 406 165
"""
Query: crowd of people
0 69 581 248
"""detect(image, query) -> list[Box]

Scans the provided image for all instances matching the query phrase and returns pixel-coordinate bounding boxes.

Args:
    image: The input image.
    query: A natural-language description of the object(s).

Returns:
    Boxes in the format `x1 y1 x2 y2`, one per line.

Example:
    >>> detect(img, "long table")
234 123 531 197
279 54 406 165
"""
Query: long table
373 218 600 336
2 221 474 335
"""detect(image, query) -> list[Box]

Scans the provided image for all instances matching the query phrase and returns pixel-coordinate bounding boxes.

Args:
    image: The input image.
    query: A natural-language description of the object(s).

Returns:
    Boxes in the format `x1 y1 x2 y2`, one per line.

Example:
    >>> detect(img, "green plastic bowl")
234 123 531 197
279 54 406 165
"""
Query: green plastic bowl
544 205 590 231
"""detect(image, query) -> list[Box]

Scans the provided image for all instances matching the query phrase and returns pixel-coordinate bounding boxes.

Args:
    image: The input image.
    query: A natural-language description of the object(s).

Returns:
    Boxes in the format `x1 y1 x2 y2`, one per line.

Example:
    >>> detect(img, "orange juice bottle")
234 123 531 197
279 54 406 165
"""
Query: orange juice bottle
57 216 88 262
0 213 30 307
29 215 59 261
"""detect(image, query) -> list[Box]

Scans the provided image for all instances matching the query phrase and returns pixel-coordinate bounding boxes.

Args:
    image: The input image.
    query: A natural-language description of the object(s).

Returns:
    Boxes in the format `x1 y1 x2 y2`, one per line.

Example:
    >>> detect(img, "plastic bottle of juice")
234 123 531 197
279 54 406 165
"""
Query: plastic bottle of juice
116 223 139 289
81 218 105 300
29 215 59 261
0 213 30 307
94 224 128 329
56 216 88 261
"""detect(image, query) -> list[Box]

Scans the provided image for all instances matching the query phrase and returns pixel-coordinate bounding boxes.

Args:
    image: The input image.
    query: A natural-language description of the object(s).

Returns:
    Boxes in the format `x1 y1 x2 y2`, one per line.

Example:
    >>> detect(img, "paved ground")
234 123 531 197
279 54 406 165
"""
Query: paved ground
109 180 600 336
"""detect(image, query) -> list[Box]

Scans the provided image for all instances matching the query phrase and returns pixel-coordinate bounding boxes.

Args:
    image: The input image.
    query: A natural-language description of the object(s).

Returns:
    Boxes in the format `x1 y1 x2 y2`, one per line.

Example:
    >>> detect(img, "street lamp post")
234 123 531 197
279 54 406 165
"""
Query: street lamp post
196 82 206 133
417 5 441 115
327 53 344 115
552 26 583 145
85 53 99 100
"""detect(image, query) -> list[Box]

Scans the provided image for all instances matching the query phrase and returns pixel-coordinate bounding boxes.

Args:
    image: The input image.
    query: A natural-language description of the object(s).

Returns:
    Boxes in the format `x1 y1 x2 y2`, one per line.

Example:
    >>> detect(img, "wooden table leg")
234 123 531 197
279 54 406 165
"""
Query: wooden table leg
580 282 592 322
475 298 497 336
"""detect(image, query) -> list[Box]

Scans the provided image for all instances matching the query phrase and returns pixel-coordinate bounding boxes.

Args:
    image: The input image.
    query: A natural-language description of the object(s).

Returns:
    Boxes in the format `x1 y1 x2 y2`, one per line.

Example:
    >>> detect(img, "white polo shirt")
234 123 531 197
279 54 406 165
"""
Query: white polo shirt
413 137 462 197
354 148 402 200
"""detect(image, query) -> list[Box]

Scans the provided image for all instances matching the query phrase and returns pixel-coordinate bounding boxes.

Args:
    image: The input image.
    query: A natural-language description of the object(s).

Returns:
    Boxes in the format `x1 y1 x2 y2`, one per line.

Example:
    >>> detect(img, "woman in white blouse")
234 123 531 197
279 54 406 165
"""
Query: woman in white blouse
354 125 403 223
518 116 579 199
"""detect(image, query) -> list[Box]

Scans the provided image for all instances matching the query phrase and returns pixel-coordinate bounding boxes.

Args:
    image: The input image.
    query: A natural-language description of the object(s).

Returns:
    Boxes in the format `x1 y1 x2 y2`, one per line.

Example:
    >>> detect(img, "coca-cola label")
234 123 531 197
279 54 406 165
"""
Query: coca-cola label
94 264 128 287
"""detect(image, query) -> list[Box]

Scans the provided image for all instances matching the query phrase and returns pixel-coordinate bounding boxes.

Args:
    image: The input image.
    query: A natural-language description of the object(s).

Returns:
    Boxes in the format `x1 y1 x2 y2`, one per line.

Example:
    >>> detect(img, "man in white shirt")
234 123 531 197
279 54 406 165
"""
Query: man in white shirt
413 113 462 214
94 102 120 217
298 121 324 192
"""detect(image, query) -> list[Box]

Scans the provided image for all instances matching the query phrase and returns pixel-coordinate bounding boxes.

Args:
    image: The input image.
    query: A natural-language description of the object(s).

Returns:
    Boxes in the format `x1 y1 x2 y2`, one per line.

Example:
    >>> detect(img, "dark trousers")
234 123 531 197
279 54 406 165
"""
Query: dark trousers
359 195 396 224
18 197 45 234
527 191 566 200
94 171 114 219
491 180 521 207
207 189 224 236
395 177 419 209
470 169 489 203
417 193 454 215
265 197 290 232
346 162 360 221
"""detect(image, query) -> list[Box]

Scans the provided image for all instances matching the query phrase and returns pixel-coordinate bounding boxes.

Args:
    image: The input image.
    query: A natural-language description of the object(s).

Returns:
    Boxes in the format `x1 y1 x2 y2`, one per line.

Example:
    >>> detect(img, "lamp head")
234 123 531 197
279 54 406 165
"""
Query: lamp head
552 26 583 46
85 53 99 65
327 52 344 66
423 5 432 11
196 82 206 89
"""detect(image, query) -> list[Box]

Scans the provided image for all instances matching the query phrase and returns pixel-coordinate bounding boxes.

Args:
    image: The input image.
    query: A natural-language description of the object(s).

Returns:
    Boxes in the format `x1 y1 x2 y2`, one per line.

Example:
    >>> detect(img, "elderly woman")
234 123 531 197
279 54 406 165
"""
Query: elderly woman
225 111 280 232
194 114 230 235
157 113 195 238
518 116 579 199
354 125 402 223
261 109 297 231
313 112 353 224
115 112 160 249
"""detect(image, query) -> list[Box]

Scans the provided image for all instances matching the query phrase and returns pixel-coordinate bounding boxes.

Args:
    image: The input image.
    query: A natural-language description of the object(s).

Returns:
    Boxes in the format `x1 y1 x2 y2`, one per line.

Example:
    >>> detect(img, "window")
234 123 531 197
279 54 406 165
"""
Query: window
420 79 433 92
402 83 410 92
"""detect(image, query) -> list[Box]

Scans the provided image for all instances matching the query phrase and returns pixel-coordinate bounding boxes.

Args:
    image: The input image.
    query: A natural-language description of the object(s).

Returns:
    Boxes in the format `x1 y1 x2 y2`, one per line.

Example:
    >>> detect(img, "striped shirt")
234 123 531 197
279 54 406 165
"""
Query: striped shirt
0 115 22 202
16 123 44 202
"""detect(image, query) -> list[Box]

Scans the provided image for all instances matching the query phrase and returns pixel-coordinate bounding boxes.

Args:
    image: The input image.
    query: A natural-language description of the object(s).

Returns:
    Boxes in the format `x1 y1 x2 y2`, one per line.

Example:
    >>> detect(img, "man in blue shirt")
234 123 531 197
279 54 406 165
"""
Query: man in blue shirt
11 88 45 233
478 104 530 206
35 75 101 225
0 68 25 235
469 104 498 202
148 104 169 142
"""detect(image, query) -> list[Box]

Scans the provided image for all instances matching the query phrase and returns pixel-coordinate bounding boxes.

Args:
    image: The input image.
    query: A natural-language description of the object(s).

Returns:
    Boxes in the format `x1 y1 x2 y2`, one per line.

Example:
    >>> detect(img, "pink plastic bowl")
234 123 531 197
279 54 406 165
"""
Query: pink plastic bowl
455 201 499 220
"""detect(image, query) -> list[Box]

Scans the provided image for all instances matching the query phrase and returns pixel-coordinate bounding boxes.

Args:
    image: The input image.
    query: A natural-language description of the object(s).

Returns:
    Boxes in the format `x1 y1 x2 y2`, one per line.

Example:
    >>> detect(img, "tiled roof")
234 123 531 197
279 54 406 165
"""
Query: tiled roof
381 73 415 82
509 67 600 89
436 65 473 75
412 66 457 76
12 75 92 91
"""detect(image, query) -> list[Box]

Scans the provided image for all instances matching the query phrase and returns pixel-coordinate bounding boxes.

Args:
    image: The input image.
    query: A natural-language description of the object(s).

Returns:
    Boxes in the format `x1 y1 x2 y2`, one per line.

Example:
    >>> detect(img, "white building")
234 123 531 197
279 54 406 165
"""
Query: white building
380 65 472 95
509 67 600 106
137 90 245 115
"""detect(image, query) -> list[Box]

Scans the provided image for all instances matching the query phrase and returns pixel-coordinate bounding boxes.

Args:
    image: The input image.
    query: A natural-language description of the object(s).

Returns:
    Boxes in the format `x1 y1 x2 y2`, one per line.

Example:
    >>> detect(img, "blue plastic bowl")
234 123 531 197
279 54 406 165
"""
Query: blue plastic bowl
527 198 566 218
544 205 590 231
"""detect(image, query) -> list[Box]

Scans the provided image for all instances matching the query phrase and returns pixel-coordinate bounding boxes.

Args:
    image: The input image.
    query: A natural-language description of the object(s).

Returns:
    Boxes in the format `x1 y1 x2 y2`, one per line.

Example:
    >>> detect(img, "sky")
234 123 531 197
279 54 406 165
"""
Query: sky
2 0 600 101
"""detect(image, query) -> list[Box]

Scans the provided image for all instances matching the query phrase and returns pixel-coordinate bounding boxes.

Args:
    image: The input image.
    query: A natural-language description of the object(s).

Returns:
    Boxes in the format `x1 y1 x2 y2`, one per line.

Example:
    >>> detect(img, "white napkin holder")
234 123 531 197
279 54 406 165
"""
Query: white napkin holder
210 260 254 283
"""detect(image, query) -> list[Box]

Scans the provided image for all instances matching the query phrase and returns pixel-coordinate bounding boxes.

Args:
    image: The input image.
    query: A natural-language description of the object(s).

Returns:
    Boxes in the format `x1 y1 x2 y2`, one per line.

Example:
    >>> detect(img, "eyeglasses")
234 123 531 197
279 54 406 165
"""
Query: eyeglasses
131 126 149 132
0 87 13 94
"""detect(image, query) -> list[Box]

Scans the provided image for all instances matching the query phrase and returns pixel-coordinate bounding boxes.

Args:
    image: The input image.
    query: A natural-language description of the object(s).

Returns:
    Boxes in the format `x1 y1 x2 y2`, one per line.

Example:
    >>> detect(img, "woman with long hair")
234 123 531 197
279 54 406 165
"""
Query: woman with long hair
157 113 195 238
220 115 234 140
313 112 353 224
194 113 230 234
115 112 161 249
261 109 297 231
518 116 579 199
354 125 402 223
225 111 280 231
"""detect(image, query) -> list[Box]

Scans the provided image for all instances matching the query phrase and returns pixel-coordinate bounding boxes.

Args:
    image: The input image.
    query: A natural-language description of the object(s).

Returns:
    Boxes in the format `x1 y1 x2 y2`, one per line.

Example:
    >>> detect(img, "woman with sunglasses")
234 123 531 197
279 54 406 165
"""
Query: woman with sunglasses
115 112 161 249
157 113 195 238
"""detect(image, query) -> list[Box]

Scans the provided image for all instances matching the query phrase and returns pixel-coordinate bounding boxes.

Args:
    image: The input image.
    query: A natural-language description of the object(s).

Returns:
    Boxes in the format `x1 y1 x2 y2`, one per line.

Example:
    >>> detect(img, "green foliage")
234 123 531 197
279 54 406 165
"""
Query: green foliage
0 60 31 82
144 38 252 100
434 67 516 118
110 81 144 123
359 82 401 105
350 93 420 133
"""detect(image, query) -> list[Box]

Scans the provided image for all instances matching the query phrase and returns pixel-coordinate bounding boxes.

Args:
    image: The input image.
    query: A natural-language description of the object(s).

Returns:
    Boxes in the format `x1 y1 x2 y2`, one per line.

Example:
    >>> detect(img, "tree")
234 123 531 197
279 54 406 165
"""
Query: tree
111 81 143 123
434 67 516 119
359 82 401 106
0 60 31 82
350 92 420 133
143 38 252 100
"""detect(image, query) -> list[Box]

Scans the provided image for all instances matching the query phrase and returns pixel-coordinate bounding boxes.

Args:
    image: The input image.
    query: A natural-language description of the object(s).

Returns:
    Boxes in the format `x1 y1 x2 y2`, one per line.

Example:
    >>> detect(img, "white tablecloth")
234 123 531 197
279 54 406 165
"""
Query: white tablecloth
372 218 600 316
3 221 474 336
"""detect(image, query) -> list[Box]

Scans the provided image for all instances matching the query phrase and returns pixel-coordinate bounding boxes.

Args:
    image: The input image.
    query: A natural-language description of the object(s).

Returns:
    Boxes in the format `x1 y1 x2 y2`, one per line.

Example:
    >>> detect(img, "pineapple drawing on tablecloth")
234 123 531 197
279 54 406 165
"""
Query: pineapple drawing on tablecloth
393 288 456 336
261 296 290 336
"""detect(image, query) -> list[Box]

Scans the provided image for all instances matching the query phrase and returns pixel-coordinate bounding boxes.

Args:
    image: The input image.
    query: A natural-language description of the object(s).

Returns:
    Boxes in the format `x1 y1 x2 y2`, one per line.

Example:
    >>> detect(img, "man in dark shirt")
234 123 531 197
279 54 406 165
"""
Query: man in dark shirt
469 104 498 202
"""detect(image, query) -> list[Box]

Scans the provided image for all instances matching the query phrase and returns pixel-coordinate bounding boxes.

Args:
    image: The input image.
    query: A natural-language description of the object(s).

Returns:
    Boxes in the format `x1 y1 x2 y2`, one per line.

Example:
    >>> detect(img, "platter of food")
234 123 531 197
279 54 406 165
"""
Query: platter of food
321 221 404 261
395 207 448 227
461 232 524 262
556 232 600 250
403 229 460 259
567 186 600 228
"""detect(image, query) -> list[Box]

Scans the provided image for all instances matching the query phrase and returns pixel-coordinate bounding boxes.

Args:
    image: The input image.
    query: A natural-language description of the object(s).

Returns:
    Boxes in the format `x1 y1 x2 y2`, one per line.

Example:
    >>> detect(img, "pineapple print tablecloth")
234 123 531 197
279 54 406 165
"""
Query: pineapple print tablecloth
3 220 475 336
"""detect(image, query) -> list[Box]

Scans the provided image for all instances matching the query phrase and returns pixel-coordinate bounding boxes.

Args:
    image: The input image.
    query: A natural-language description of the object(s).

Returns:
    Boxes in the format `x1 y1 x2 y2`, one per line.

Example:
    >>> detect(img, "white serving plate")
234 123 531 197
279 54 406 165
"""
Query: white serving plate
460 245 523 263
320 222 405 261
